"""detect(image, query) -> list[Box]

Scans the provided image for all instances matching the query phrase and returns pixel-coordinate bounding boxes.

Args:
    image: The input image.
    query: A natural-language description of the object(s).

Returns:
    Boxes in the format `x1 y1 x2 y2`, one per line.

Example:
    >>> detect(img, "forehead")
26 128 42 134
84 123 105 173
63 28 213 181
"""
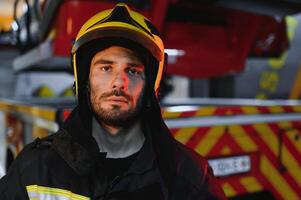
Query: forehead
91 46 143 64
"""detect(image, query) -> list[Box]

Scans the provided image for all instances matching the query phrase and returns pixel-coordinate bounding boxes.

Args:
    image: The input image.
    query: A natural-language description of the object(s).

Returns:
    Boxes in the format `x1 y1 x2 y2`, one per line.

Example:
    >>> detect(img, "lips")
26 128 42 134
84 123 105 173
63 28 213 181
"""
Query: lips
106 97 128 104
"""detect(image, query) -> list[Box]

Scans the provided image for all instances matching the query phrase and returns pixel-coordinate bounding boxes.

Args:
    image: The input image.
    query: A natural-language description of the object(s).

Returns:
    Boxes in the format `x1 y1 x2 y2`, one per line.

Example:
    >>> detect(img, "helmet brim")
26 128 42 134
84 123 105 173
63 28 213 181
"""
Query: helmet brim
72 27 163 62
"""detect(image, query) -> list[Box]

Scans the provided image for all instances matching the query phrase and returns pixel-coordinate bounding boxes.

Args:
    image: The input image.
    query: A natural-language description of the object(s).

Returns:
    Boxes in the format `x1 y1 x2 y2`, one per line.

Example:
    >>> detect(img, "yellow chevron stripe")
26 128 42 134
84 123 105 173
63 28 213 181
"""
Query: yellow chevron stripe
228 125 258 152
276 121 301 156
285 129 301 159
240 176 263 193
195 106 216 117
260 156 299 200
253 124 278 156
276 122 301 155
241 106 260 115
173 127 198 144
281 145 301 188
277 121 292 129
194 126 224 156
222 182 237 197
291 105 301 112
162 111 182 119
221 146 232 155
255 123 301 195
268 106 285 114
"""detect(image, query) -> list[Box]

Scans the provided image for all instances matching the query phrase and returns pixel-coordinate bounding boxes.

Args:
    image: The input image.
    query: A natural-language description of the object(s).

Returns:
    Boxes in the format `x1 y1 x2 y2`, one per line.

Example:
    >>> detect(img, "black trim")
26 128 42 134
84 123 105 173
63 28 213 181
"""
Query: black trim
86 5 154 38
73 28 163 61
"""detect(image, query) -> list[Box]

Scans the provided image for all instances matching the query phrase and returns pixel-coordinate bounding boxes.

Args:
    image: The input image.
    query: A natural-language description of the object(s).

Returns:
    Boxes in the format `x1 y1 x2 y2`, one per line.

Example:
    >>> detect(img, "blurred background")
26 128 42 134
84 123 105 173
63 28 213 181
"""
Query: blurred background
1 1 301 199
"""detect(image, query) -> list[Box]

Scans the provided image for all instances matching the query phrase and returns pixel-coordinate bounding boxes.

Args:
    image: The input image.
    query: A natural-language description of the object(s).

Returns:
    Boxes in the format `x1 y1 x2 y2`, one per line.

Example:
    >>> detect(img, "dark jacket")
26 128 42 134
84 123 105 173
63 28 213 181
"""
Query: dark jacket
0 106 226 200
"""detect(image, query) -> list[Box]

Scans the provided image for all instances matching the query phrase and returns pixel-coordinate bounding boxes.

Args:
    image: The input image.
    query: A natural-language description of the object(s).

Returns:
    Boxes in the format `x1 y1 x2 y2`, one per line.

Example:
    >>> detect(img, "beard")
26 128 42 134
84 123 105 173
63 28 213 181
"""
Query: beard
90 89 143 127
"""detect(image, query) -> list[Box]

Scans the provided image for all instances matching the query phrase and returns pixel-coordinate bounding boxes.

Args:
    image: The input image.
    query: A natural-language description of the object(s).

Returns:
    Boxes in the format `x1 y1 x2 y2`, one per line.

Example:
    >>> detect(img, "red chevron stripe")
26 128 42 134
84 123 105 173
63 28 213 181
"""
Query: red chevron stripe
179 110 198 118
242 124 301 197
207 132 243 155
282 106 295 113
170 128 180 137
269 123 301 168
266 123 301 193
254 172 284 200
213 107 244 115
291 121 301 132
185 127 210 149
257 106 270 114
227 179 249 195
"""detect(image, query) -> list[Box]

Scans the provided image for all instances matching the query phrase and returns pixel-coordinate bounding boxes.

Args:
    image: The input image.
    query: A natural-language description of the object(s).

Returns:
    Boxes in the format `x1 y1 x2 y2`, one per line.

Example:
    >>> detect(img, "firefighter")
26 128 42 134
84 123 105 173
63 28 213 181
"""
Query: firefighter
0 3 225 199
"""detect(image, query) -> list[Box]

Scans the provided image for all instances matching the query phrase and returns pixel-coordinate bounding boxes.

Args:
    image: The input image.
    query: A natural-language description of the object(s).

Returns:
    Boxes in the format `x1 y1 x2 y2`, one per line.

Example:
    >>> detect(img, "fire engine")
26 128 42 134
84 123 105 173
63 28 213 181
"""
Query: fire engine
1 0 301 199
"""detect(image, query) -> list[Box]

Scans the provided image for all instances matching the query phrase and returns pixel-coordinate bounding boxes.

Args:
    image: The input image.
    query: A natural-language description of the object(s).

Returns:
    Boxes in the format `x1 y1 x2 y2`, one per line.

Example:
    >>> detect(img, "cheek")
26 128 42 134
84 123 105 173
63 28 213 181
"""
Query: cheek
90 81 104 98
90 74 107 91
129 80 144 102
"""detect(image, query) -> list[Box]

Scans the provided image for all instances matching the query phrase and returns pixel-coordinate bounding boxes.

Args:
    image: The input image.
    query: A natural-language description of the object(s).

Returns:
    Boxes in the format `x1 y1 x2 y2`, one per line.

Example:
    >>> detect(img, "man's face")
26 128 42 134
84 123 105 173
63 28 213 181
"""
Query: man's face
89 46 145 128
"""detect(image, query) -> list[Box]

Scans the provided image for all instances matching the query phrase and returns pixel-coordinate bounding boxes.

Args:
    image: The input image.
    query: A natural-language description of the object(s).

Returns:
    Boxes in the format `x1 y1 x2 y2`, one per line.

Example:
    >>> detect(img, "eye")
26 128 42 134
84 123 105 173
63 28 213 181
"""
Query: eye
127 67 144 77
100 66 111 72
128 68 139 75
128 68 140 76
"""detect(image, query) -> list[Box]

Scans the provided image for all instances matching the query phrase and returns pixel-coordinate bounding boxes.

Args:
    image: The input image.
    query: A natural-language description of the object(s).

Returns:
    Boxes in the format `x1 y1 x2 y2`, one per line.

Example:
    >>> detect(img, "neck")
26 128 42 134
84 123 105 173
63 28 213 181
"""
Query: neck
92 117 145 158
100 122 121 135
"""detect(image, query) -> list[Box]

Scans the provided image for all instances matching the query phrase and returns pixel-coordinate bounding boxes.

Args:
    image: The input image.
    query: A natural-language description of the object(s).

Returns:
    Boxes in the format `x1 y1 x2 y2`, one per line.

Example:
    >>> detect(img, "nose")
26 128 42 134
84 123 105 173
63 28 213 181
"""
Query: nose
112 71 128 90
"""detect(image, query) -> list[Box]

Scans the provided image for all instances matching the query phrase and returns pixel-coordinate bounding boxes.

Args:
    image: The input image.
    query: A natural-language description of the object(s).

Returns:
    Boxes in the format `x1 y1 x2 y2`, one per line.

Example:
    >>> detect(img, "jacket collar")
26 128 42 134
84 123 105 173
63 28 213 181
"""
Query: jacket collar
52 107 156 176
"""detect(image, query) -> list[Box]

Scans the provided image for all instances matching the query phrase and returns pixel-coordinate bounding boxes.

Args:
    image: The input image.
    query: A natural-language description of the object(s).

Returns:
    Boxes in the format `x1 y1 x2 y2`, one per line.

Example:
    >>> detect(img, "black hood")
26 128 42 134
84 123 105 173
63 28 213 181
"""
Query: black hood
73 37 176 190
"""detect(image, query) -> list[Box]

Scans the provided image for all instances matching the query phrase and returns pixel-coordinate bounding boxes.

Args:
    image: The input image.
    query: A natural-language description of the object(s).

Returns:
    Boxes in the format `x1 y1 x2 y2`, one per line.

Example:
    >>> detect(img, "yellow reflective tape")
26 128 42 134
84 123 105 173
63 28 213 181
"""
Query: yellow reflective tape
17 105 55 121
253 124 278 156
73 54 79 96
221 182 237 197
290 64 301 99
240 176 263 193
0 101 12 111
194 126 224 156
277 121 292 129
162 111 182 119
260 156 299 200
286 129 301 159
267 106 285 114
173 127 198 144
26 185 89 200
31 107 56 121
0 100 55 121
281 143 301 188
195 107 216 117
291 105 301 112
241 106 260 115
154 56 164 92
229 125 258 152
221 146 232 155
254 123 301 194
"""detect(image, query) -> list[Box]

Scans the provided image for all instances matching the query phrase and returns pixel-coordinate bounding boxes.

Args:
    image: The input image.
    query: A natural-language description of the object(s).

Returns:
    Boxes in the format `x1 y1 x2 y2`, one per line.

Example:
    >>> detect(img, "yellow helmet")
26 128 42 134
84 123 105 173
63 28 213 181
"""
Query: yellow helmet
72 3 165 97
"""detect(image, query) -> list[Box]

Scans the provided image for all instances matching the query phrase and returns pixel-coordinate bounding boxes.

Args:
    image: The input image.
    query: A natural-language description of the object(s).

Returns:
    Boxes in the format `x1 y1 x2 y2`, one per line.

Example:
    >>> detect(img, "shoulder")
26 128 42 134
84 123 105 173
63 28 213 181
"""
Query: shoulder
12 133 58 171
172 141 226 199
173 141 210 185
